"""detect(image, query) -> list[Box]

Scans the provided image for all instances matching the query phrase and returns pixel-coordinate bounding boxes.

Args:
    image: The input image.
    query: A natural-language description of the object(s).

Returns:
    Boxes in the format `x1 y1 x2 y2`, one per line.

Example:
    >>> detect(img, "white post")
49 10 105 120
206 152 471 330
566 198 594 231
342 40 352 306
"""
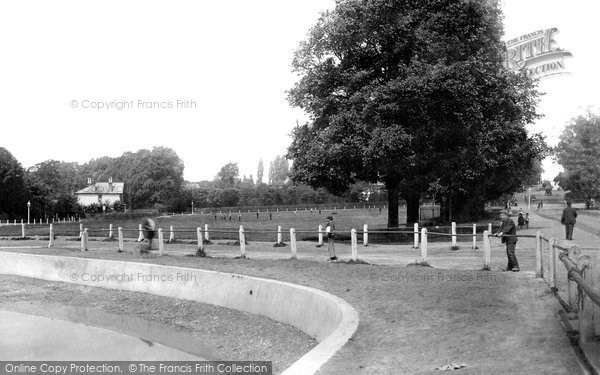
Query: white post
80 228 88 252
451 222 457 248
351 228 358 261
317 225 323 247
158 228 164 255
48 224 54 248
79 223 83 239
290 228 297 259
413 223 419 249
108 224 113 239
548 238 557 289
277 225 282 245
169 225 175 243
118 227 123 252
137 224 144 242
21 223 25 238
197 227 204 253
483 230 491 270
488 223 492 233
204 224 210 241
472 224 477 249
239 225 246 259
420 228 428 263
535 231 542 278
579 256 594 343
363 224 368 246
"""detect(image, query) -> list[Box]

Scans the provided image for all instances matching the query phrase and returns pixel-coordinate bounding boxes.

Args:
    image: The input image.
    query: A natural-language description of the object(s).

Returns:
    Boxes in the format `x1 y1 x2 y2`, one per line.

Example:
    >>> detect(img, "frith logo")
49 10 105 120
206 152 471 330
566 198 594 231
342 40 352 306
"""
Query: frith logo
505 27 572 79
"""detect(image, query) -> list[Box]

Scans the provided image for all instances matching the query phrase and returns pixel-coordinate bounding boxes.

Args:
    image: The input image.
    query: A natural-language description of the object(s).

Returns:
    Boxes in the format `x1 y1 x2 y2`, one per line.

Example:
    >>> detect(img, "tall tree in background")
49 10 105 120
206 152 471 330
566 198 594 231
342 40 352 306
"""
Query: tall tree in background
268 155 289 185
554 112 600 200
0 148 28 218
287 0 543 226
256 159 264 185
216 162 239 187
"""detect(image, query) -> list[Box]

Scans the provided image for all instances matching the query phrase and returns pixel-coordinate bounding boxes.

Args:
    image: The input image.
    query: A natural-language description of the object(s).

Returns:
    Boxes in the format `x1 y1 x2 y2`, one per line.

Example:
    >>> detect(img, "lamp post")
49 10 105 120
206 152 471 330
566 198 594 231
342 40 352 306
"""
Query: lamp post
528 187 531 210
191 201 194 215
27 201 31 224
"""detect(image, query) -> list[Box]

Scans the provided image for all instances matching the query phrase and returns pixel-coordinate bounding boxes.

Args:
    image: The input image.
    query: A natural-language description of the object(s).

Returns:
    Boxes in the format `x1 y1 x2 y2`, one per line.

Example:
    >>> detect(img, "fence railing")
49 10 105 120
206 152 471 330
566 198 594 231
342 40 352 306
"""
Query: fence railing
536 234 600 344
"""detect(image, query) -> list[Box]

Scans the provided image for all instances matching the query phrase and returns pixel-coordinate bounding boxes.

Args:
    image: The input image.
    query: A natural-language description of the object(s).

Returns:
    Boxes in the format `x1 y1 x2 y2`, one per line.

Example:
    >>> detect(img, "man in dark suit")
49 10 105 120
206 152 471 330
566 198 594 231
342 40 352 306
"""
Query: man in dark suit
561 201 577 240
494 210 519 272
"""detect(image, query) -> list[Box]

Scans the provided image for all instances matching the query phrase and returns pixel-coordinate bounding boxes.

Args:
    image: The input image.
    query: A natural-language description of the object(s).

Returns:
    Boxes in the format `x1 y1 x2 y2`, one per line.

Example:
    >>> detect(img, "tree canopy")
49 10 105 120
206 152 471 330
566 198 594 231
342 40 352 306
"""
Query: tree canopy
0 148 28 218
554 112 600 200
287 0 545 226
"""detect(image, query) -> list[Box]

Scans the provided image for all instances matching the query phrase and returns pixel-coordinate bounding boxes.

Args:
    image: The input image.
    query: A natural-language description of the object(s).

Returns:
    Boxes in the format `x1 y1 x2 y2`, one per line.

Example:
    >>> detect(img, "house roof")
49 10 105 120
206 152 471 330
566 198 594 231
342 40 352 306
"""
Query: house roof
76 182 124 195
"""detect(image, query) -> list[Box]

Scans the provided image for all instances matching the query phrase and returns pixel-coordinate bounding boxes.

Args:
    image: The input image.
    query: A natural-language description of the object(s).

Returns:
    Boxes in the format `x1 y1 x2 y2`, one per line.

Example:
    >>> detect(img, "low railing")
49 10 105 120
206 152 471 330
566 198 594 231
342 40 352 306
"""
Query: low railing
536 235 600 344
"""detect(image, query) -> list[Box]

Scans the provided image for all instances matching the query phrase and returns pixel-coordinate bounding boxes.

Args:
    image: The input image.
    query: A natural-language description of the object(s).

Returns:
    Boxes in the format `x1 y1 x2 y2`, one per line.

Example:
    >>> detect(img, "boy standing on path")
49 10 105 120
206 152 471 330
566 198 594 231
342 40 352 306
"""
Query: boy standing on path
494 210 519 272
561 201 577 240
326 215 337 261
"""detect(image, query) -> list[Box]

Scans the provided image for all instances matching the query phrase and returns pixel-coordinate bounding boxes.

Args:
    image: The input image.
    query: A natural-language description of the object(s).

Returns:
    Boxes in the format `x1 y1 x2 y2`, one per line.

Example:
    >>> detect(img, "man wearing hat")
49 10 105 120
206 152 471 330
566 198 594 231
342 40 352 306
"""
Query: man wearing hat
561 201 577 240
494 210 519 272
325 215 337 261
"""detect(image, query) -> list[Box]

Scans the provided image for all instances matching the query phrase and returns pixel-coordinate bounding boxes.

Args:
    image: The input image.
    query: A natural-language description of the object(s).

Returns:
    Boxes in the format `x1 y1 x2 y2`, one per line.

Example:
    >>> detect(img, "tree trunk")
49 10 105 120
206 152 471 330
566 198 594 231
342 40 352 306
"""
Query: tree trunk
386 183 399 228
404 189 420 225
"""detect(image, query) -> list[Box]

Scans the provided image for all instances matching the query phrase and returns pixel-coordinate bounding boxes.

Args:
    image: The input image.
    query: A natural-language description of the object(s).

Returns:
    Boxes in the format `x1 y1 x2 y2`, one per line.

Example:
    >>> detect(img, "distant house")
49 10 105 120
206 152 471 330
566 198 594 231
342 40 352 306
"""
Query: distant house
76 179 124 206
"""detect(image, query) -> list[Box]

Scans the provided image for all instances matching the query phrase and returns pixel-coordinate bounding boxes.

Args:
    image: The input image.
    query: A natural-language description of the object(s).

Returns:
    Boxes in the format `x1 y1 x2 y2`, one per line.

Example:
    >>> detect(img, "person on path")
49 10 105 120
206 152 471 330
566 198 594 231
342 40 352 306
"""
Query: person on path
517 212 525 229
524 213 529 229
325 215 337 261
494 211 519 272
561 201 577 240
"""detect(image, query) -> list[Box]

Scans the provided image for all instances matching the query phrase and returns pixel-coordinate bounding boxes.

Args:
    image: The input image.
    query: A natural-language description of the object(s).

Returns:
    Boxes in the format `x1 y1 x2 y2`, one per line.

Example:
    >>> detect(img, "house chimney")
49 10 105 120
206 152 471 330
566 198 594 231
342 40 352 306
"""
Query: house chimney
87 178 92 185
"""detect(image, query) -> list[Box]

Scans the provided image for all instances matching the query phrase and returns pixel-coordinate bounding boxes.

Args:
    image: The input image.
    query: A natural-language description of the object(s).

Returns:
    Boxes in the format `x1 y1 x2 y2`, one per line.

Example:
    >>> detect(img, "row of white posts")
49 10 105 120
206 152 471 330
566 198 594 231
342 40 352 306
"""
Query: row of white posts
412 222 493 250
35 221 507 268
179 205 387 216
1 218 78 226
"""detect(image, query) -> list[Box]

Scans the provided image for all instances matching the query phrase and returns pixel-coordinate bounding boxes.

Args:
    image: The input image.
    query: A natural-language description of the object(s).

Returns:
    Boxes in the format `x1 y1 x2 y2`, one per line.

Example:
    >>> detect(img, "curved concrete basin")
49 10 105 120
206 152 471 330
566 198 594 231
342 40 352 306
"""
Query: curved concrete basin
0 252 359 375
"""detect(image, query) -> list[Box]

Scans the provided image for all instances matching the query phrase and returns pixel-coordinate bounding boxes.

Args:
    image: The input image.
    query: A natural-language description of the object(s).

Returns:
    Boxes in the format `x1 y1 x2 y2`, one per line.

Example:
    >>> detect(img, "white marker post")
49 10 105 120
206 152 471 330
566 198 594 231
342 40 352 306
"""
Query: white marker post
118 227 124 252
351 229 358 261
413 223 419 248
48 224 54 248
451 222 457 248
290 228 297 259
239 225 246 259
317 225 323 247
420 228 428 263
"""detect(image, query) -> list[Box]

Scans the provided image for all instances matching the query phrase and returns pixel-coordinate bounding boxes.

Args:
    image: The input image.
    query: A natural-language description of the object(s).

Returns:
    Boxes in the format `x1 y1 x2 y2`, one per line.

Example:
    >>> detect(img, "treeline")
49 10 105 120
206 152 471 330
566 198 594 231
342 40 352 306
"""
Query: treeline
0 147 383 220
0 146 184 220
169 180 387 212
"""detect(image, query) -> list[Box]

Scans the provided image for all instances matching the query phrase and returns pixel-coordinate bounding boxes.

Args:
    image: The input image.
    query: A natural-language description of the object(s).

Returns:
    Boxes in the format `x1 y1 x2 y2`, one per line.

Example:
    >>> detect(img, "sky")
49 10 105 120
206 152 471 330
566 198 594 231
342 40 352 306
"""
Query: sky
0 0 598 183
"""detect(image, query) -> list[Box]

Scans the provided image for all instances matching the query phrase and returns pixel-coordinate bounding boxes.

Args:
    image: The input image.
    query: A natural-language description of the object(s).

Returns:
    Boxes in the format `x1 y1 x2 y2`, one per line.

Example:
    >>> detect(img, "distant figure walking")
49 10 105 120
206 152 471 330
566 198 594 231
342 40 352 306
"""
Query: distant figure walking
561 201 577 240
517 212 525 229
524 213 529 229
494 210 519 272
325 215 337 261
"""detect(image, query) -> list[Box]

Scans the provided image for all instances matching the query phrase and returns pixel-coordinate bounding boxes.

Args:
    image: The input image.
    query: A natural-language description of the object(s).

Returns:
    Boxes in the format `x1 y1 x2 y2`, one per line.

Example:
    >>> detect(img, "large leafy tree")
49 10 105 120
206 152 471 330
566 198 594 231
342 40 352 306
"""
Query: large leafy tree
554 112 600 200
287 0 544 226
0 148 28 218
